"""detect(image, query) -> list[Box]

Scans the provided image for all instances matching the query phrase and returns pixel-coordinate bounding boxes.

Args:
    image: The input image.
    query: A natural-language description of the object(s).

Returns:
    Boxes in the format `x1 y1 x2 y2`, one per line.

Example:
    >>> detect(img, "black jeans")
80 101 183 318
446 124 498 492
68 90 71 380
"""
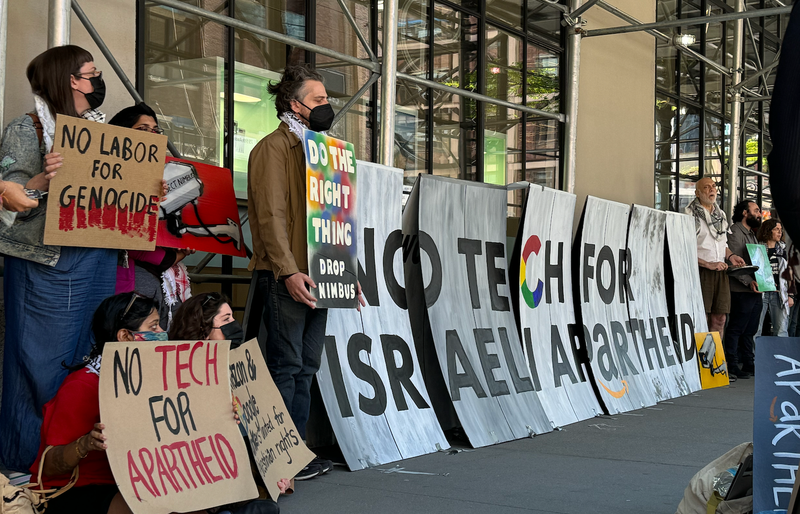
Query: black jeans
257 270 327 439
725 291 763 368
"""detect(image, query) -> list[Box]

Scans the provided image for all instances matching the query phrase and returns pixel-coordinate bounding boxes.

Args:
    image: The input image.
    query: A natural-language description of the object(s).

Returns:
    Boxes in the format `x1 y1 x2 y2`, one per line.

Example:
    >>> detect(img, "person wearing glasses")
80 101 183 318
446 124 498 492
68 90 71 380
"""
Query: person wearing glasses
108 103 193 330
0 45 117 472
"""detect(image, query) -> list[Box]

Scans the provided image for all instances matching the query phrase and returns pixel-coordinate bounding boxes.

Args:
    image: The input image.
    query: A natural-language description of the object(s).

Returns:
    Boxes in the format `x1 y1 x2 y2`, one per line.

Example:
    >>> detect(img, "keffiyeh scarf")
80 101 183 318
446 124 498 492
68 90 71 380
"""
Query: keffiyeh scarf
34 95 105 152
688 197 728 240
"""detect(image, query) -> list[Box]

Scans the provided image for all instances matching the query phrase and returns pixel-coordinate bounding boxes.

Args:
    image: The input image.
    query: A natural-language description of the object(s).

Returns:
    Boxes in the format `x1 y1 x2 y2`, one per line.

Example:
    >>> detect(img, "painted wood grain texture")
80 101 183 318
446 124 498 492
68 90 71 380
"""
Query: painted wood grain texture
664 212 705 392
516 185 601 427
416 175 551 447
576 197 658 414
625 205 690 401
316 163 449 470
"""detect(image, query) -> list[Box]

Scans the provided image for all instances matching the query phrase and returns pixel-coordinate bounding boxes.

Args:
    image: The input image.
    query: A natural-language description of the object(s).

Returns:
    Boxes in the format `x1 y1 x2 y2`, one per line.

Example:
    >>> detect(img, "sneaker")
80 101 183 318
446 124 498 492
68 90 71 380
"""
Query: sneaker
742 363 756 375
312 456 334 474
295 463 322 481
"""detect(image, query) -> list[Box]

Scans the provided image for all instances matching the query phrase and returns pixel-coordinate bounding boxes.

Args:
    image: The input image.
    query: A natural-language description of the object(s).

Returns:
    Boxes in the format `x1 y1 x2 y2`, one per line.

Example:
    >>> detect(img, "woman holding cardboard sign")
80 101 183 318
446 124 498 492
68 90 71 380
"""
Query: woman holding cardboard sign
33 292 284 514
0 45 119 472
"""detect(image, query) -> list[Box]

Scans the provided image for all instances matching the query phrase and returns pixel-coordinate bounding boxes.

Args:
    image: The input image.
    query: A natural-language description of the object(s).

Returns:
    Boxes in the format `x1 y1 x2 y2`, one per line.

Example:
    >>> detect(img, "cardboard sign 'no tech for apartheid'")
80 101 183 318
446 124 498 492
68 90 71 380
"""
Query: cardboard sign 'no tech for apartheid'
44 116 166 250
99 340 257 514
230 339 314 499
303 129 358 309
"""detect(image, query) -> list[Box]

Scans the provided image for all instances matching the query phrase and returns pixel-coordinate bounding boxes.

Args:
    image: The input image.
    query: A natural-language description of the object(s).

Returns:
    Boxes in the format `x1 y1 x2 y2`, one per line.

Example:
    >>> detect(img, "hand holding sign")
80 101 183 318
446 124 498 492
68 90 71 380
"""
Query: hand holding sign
99 340 257 514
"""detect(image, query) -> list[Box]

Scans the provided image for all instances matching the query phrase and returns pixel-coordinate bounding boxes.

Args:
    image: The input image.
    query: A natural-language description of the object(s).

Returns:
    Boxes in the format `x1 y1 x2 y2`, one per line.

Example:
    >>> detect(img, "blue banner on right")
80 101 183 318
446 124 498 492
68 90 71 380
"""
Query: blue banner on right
754 336 800 514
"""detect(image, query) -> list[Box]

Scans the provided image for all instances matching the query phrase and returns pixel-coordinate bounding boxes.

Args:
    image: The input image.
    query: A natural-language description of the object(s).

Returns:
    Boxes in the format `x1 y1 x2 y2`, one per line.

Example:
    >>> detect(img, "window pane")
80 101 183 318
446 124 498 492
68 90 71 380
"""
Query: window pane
432 92 477 181
487 0 523 30
395 79 428 185
527 43 559 112
486 25 523 104
433 4 478 91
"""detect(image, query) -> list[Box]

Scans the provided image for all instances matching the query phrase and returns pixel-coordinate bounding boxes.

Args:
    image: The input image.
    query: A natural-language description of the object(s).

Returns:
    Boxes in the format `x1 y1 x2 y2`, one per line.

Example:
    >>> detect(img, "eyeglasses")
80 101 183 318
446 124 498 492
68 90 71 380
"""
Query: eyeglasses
122 292 146 319
73 70 103 80
202 293 221 308
134 126 164 135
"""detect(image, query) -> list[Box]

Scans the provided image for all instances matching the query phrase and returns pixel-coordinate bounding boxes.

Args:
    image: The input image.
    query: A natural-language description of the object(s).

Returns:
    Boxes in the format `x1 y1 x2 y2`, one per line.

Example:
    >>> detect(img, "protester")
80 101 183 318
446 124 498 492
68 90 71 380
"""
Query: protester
108 103 193 330
755 219 795 337
31 292 285 514
0 179 38 211
788 244 800 337
0 45 117 471
725 199 764 378
248 64 364 480
168 292 244 347
685 178 746 341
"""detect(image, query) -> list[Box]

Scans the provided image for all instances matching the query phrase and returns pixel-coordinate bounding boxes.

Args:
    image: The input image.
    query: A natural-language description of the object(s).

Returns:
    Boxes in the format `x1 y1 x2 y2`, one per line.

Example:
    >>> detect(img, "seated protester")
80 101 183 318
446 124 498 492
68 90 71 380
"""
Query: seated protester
108 103 193 330
170 293 291 499
169 292 244 347
31 292 284 514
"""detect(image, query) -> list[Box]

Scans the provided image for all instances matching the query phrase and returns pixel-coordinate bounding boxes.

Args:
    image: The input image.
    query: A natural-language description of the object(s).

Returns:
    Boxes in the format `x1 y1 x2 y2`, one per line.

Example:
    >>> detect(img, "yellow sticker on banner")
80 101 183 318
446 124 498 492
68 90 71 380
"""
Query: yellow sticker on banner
694 332 730 389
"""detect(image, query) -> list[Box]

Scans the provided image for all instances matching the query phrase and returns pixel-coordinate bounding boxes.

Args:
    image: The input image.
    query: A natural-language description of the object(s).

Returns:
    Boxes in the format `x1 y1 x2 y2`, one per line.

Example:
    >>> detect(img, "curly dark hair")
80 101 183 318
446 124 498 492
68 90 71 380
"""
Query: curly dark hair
169 292 230 341
732 199 758 223
267 64 324 118
757 218 784 243
108 102 157 129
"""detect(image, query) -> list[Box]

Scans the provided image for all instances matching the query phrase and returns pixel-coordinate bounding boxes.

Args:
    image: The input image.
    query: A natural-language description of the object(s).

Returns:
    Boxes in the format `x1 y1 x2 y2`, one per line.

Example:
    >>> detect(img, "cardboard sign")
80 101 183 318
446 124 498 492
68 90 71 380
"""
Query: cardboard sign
510 184 601 428
44 116 166 250
229 339 314 497
747 243 778 292
302 129 358 309
753 337 800 513
575 196 658 414
317 162 448 470
693 332 729 389
402 175 552 448
664 212 706 393
156 157 246 257
99 340 257 514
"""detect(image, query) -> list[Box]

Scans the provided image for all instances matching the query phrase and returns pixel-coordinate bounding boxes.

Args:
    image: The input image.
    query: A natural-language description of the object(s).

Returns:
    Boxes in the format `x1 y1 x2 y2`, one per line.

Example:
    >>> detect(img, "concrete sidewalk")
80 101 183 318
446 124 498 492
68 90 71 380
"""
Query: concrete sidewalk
281 379 754 514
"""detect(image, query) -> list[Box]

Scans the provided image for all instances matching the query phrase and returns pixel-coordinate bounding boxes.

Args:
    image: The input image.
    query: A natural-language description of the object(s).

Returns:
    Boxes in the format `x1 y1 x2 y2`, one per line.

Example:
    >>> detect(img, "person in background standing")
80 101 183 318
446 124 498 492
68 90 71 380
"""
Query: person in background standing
756 219 794 337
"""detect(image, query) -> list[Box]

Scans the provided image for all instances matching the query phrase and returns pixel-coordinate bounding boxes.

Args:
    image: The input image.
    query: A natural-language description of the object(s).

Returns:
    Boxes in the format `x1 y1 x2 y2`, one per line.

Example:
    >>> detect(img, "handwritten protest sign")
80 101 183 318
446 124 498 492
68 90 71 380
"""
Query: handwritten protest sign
303 129 358 309
230 339 314 498
44 116 166 250
99 340 257 514
157 157 246 257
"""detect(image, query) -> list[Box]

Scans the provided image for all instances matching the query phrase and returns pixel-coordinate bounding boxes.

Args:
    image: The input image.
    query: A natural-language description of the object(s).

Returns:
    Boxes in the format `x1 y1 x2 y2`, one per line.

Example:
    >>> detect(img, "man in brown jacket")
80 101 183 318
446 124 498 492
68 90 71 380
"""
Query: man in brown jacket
247 65 337 480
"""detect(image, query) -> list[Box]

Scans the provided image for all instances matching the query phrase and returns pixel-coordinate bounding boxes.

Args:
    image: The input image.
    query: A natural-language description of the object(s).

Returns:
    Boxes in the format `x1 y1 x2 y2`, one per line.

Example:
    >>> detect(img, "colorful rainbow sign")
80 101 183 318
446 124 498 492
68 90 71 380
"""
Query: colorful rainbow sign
303 129 358 309
520 235 544 309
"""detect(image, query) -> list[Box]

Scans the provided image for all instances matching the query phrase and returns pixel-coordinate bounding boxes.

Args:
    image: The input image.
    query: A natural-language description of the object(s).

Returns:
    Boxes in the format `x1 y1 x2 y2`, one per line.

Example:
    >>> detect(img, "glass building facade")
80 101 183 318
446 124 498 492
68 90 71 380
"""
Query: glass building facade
654 0 789 213
138 0 564 216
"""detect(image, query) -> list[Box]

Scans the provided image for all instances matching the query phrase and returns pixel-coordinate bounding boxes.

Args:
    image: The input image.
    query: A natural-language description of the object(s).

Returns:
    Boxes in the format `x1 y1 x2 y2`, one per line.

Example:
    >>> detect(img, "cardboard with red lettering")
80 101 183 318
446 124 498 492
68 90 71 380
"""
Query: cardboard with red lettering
229 339 314 499
156 156 246 257
99 340 258 514
44 116 166 250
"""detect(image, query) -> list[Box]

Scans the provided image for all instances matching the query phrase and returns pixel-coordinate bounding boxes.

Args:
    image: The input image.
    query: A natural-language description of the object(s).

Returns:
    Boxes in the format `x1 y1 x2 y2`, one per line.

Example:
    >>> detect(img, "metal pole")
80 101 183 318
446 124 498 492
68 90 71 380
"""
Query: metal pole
562 0 582 194
332 72 379 127
583 5 790 37
0 0 7 125
597 1 732 76
726 0 745 220
398 72 564 121
564 0 600 25
72 1 182 158
334 0 377 62
48 0 71 48
379 0 399 166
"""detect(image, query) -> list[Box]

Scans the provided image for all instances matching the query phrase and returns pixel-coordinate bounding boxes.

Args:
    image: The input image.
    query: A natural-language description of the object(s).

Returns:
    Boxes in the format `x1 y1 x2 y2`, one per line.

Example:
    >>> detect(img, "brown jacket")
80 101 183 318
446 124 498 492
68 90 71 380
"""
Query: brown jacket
247 122 308 276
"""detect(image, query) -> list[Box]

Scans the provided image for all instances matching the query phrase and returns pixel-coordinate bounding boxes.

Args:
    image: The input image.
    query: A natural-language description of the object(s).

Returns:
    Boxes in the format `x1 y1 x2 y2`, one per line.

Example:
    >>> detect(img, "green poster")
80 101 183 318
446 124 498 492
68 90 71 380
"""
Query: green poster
746 243 777 292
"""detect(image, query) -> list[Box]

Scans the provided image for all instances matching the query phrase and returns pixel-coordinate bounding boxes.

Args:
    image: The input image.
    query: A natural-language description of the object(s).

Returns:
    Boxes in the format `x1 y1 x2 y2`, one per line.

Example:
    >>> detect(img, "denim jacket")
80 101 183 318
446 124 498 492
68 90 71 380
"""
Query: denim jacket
0 115 60 266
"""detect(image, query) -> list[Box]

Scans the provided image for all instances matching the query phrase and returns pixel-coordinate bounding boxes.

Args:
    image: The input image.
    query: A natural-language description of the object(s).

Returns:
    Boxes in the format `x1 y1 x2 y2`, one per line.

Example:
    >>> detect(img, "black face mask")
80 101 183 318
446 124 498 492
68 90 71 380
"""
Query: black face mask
216 320 245 346
77 75 106 110
297 100 335 132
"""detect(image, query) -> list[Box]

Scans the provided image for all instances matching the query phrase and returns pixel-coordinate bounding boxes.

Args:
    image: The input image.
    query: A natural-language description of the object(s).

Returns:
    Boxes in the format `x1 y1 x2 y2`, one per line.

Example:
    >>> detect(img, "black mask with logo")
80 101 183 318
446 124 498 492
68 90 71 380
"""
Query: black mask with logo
297 100 335 132
77 75 106 110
